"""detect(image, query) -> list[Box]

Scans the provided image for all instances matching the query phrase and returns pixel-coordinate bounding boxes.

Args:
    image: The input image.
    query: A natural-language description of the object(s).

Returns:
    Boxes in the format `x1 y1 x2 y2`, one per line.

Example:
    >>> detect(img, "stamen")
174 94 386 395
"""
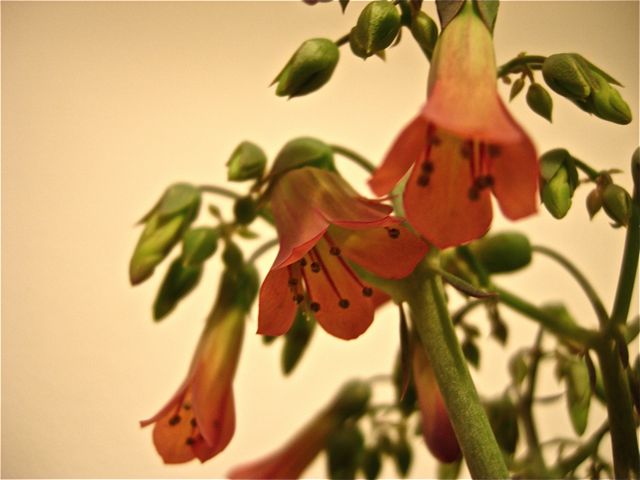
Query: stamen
185 437 195 446
325 234 372 297
468 186 480 201
338 299 350 309
310 262 321 273
362 287 373 297
293 293 304 304
386 227 400 239
330 246 341 256
417 174 430 187
288 278 298 287
421 161 434 173
310 302 320 312
460 140 473 159
190 418 197 428
169 415 181 426
313 247 346 303
182 403 191 410
487 144 501 158
300 262 319 312
428 135 441 146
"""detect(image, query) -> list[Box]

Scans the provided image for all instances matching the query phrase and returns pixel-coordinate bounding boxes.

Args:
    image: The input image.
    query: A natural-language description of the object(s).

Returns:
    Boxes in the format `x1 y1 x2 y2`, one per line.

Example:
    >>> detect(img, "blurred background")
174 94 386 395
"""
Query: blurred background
2 1 638 478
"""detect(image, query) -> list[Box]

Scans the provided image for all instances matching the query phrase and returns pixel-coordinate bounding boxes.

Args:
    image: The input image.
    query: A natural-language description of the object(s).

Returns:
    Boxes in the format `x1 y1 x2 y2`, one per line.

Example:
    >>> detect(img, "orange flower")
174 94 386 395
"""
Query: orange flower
412 336 461 463
370 1 538 249
140 269 251 463
259 167 428 340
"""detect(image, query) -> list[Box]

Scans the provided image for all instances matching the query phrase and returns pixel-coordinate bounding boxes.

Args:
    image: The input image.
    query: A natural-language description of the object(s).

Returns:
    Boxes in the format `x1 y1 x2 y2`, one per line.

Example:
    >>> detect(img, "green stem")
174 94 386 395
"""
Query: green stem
573 158 600 181
404 263 509 479
532 245 609 327
555 421 609 476
610 203 639 327
199 184 241 200
497 54 546 78
247 238 279 264
594 341 639 478
495 287 600 348
334 33 350 47
330 144 376 173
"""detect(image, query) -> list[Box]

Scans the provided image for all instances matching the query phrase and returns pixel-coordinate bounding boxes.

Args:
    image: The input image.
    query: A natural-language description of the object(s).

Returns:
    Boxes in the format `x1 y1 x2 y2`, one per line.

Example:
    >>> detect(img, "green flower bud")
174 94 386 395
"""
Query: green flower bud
586 188 603 219
129 183 200 285
410 11 438 60
226 141 267 181
222 241 244 270
509 77 525 101
282 309 316 375
392 438 412 478
361 447 382 480
602 183 632 227
269 137 336 178
332 379 372 421
560 357 591 436
462 339 480 368
232 263 260 312
153 258 203 321
393 352 418 417
349 27 369 60
326 425 365 480
233 196 258 225
542 53 632 125
508 351 528 387
526 83 553 122
484 394 519 455
273 38 339 98
181 227 218 267
539 149 580 219
469 231 532 274
353 1 401 58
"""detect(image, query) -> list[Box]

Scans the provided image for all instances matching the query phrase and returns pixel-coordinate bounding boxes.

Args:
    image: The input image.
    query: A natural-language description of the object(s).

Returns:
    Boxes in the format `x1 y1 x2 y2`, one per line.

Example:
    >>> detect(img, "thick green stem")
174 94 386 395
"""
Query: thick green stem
199 184 241 200
404 265 509 479
594 342 639 478
497 54 546 78
573 158 600 181
330 144 376 173
610 203 639 327
495 287 600 348
532 245 609 327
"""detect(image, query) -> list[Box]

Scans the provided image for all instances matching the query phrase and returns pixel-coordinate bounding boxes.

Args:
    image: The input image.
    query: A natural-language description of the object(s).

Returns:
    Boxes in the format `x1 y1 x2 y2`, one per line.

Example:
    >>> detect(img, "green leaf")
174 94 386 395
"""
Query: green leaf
564 358 591 436
526 83 553 122
361 447 382 480
153 258 203 320
509 77 525 101
181 227 219 267
327 425 365 480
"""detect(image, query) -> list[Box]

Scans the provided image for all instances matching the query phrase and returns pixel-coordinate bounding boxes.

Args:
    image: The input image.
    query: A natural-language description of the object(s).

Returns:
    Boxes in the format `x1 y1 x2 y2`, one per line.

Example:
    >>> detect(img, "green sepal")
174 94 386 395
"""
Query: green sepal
226 141 267 182
469 231 532 274
392 438 413 478
437 457 463 479
473 0 499 33
181 227 219 267
560 357 592 436
326 424 365 480
353 1 401 58
526 83 553 122
410 11 438 60
282 309 316 375
509 77 525 101
153 258 203 321
602 184 632 227
274 38 339 98
435 0 465 29
269 137 336 178
539 149 580 219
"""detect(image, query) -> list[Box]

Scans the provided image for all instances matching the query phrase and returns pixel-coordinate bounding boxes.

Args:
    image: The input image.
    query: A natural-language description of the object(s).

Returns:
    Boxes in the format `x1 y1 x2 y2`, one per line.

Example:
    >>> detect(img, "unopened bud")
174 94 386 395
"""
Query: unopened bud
509 77 525 101
392 439 413 478
484 394 519 455
352 1 401 58
602 184 632 227
222 241 244 270
129 183 200 285
233 196 258 225
539 149 579 219
273 38 339 98
153 258 203 320
269 137 335 177
226 141 267 182
181 227 219 267
410 11 438 60
469 231 532 274
282 309 316 375
361 447 382 480
327 425 364 480
542 53 632 125
332 379 372 421
586 188 603 219
562 357 591 436
526 83 553 122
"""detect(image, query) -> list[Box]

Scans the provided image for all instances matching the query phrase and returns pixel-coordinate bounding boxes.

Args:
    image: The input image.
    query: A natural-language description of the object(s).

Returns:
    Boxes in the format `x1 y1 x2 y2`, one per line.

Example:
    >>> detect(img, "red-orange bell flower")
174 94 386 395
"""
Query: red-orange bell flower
370 1 538 249
140 273 247 464
259 167 428 340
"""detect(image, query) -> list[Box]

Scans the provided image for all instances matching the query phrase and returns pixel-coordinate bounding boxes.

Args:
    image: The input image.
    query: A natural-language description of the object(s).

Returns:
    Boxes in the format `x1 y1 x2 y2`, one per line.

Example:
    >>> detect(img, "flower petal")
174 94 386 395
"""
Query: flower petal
369 115 428 196
193 390 236 461
403 130 492 248
150 389 197 464
490 103 539 220
303 241 374 340
257 267 298 336
329 225 428 279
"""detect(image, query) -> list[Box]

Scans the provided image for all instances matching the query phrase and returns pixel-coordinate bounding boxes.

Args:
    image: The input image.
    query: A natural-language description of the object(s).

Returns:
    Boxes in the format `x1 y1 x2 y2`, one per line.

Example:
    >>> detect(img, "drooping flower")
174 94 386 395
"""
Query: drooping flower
259 166 428 340
412 336 461 463
140 267 256 464
228 380 371 479
369 0 538 249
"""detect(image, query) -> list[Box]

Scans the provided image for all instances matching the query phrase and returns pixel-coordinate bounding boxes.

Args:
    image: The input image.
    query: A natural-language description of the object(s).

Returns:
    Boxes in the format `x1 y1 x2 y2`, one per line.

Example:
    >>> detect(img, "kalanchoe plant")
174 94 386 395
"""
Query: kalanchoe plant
131 1 639 478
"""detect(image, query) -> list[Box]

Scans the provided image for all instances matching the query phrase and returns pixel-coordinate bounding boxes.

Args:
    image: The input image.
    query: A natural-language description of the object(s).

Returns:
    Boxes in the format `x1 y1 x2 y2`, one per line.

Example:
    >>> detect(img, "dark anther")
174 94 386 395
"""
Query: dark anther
294 293 304 304
169 415 181 426
428 135 441 146
288 278 298 287
421 161 434 173
182 403 191 410
310 302 321 312
475 175 495 189
417 174 430 187
460 141 473 159
468 187 480 201
190 418 197 428
484 175 494 187
487 144 501 158
299 258 307 267
185 437 195 446
329 246 341 256
387 228 400 239
362 287 373 297
338 299 350 309
310 262 321 273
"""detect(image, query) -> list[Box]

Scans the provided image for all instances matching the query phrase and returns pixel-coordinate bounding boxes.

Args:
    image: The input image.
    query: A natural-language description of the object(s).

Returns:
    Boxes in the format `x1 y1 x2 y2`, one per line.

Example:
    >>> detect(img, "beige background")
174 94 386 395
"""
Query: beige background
2 1 638 478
